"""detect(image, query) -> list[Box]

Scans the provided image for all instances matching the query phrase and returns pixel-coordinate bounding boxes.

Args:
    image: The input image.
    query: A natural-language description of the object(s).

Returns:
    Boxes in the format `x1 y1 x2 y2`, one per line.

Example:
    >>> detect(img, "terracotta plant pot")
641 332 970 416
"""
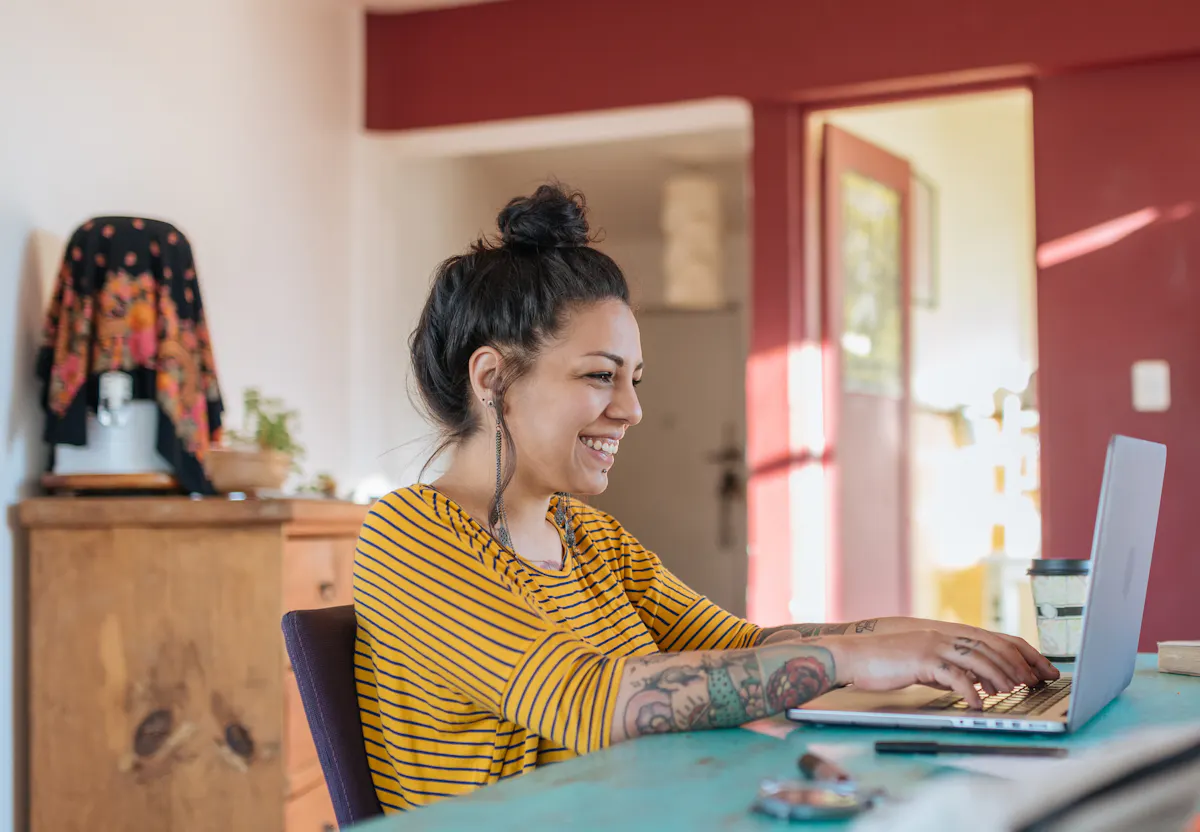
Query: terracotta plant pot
205 448 291 494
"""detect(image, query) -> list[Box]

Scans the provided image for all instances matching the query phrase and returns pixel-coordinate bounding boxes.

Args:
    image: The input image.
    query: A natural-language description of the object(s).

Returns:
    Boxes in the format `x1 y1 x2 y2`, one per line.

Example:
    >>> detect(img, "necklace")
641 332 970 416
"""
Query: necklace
497 492 577 570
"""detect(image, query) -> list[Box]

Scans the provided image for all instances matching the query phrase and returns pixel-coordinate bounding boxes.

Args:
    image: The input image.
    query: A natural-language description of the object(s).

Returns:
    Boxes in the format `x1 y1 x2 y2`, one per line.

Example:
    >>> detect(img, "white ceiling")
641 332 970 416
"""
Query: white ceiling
378 98 751 157
377 99 753 238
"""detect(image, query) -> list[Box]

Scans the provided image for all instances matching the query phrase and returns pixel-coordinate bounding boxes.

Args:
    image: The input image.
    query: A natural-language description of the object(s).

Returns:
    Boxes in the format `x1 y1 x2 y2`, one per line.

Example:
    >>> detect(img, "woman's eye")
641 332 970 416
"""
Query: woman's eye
632 378 643 387
587 372 614 383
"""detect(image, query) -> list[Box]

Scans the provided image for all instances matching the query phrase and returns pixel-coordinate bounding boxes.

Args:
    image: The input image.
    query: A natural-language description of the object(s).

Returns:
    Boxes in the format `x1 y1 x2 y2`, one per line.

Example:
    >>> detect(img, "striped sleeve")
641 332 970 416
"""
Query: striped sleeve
614 526 762 652
354 491 625 755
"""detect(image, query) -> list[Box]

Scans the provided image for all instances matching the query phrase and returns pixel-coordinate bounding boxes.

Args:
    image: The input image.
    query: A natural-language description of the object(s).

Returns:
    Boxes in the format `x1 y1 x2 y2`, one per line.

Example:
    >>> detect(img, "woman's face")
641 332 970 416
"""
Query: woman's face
504 299 643 497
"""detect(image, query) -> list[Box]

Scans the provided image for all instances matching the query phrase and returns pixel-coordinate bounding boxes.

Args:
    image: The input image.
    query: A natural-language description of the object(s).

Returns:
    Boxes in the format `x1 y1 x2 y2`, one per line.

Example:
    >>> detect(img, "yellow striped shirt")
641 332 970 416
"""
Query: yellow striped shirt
353 485 761 812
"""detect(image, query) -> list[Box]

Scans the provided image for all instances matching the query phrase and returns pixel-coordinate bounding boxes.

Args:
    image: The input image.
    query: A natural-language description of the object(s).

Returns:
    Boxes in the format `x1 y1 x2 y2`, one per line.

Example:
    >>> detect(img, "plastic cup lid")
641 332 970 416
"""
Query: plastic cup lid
1027 558 1091 576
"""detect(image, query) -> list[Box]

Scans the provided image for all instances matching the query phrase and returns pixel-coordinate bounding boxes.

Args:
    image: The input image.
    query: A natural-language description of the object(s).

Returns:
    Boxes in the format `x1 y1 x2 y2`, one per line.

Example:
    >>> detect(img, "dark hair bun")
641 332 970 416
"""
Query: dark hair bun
497 183 591 249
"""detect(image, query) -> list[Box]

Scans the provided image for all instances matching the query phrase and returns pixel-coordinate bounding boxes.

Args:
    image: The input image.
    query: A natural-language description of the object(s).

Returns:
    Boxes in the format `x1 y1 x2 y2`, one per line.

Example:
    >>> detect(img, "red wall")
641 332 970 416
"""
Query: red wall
745 104 805 625
366 0 1200 131
1033 56 1200 650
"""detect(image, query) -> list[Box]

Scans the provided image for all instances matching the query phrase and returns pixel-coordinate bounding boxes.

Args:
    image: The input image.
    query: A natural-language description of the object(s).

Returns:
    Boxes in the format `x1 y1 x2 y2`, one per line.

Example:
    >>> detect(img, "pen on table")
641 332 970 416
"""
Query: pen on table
874 741 1068 758
798 750 853 781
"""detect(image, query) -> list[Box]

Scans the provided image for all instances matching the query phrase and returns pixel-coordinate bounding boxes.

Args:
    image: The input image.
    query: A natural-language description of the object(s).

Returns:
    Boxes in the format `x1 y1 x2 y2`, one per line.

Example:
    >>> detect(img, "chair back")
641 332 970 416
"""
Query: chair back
281 605 383 826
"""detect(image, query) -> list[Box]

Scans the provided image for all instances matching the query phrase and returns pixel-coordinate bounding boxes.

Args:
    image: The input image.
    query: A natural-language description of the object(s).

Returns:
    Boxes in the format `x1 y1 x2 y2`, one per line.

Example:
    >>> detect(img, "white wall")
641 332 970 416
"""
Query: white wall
347 151 500 497
827 90 1037 410
0 0 359 825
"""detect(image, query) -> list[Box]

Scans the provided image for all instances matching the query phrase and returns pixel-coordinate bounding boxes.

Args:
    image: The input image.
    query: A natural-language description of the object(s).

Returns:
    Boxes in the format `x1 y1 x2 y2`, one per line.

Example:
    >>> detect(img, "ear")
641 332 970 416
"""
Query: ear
467 345 502 404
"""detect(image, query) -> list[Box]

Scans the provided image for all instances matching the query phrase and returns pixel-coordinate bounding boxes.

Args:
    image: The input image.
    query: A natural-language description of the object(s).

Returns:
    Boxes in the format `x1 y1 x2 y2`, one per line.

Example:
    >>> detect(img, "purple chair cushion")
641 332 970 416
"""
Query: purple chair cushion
282 605 383 826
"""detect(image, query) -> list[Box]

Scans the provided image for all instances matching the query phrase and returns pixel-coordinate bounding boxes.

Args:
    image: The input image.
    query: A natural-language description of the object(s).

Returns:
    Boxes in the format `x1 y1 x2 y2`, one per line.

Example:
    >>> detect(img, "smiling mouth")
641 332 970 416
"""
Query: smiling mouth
579 436 619 462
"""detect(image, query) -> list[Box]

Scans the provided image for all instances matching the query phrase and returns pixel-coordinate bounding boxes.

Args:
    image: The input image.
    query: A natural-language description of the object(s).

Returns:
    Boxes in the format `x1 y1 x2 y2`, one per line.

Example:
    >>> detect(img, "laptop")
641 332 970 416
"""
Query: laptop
787 434 1166 735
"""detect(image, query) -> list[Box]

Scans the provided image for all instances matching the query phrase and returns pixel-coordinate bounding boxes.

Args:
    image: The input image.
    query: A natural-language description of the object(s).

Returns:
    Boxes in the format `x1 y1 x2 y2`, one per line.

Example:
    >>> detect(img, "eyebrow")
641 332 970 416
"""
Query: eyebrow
585 351 644 371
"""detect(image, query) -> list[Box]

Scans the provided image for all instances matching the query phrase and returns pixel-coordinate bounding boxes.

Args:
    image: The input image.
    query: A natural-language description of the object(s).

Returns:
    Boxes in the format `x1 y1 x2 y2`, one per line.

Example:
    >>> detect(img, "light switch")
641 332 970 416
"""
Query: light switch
1131 360 1171 412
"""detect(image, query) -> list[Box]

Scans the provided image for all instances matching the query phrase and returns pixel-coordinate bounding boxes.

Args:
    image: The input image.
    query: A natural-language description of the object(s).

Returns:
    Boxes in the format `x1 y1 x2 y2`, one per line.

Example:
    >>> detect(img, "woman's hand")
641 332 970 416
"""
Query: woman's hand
873 618 1059 686
823 629 1059 709
755 617 1059 695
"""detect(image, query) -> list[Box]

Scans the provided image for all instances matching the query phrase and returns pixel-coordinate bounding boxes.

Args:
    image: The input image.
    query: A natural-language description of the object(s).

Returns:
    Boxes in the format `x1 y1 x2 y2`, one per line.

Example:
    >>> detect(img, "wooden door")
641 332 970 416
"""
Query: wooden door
589 308 748 617
822 125 913 622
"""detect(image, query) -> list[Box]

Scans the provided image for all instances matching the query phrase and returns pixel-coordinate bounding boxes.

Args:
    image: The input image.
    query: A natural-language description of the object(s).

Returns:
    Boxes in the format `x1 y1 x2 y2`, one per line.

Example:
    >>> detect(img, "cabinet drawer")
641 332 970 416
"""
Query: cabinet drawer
283 538 354 612
285 780 338 832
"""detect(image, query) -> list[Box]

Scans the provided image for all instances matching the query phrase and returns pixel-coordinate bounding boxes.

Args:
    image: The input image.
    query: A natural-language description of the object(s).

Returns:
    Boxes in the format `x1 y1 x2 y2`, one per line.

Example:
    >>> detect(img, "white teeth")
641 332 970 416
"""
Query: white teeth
581 437 618 455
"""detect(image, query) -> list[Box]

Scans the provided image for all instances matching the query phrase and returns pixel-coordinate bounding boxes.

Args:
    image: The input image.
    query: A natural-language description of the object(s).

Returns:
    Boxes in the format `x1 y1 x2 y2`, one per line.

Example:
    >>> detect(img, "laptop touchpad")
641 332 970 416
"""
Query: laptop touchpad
799 684 945 713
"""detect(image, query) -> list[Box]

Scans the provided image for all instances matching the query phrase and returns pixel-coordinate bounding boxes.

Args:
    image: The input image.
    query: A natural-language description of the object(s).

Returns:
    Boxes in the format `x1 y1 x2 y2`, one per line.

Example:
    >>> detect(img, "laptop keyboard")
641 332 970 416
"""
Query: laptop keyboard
922 677 1072 716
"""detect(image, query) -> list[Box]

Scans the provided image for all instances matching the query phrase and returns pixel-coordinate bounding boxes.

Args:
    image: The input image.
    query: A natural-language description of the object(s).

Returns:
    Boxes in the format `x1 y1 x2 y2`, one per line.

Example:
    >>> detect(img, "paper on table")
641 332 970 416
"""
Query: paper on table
934 753 1071 780
805 742 872 765
741 716 798 739
853 725 1200 832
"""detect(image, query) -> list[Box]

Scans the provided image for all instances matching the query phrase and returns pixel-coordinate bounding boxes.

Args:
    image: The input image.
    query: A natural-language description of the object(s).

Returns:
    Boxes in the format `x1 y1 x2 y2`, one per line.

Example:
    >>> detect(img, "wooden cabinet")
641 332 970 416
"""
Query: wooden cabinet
18 497 369 832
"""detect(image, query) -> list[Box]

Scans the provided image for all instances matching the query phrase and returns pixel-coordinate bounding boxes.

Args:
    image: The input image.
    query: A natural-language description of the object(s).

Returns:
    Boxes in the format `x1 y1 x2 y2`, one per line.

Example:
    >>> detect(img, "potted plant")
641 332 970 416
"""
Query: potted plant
205 388 304 494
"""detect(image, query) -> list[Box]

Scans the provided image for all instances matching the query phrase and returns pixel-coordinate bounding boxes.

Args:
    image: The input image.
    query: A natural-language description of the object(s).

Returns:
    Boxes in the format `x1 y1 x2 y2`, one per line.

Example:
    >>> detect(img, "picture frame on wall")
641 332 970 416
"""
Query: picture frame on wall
911 171 939 309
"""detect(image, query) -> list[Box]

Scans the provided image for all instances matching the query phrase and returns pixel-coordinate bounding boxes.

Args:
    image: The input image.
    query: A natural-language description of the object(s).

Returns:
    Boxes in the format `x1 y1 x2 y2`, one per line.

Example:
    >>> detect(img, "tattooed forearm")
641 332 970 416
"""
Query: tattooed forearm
756 623 844 643
610 644 836 743
754 619 880 644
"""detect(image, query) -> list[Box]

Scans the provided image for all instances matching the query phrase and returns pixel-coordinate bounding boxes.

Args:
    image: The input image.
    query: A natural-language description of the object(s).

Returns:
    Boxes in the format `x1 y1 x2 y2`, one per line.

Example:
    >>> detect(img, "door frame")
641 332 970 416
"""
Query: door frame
747 80 1033 626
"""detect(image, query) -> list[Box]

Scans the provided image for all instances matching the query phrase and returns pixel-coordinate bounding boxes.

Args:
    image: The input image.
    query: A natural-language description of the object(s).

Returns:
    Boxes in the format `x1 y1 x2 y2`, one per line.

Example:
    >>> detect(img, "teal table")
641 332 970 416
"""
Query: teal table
358 656 1200 830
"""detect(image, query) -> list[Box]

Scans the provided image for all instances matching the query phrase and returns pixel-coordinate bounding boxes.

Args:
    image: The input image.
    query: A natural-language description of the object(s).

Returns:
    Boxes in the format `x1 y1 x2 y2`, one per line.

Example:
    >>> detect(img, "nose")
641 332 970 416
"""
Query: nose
608 380 642 427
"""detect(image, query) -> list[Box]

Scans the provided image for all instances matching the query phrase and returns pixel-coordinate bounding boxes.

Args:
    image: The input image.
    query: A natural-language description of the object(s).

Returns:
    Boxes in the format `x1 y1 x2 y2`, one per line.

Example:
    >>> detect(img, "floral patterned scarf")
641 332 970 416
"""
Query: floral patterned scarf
37 217 224 494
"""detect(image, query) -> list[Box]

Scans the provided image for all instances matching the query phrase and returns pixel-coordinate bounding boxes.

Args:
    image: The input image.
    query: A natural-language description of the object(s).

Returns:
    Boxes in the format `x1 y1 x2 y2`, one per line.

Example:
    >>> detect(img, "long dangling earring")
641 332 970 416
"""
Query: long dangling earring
555 492 577 563
487 399 514 550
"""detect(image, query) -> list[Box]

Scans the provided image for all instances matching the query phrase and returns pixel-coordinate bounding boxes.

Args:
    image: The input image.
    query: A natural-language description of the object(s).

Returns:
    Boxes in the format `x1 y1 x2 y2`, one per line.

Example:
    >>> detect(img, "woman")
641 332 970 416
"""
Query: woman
353 184 1057 812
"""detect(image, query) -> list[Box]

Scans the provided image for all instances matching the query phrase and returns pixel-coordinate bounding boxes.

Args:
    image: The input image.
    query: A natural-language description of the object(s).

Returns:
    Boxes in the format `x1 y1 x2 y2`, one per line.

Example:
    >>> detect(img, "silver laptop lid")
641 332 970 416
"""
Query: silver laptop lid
1067 435 1166 731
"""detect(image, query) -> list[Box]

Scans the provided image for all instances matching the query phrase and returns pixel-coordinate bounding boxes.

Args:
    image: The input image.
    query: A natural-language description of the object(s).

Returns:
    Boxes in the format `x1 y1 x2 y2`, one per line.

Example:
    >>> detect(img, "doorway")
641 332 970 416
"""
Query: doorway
811 89 1040 639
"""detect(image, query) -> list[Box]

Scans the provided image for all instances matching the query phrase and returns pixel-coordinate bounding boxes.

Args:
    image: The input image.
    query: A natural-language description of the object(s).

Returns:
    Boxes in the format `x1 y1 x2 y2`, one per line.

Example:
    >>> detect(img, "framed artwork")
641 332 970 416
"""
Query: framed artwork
911 171 939 309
